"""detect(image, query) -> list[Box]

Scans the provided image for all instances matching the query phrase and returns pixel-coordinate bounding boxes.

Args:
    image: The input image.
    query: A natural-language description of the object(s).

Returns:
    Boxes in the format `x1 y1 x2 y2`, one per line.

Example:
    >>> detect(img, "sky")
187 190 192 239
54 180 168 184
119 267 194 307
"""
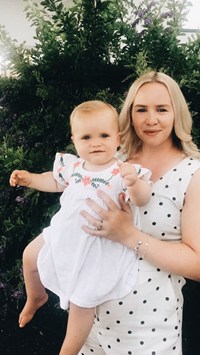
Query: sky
186 0 200 29
0 0 199 47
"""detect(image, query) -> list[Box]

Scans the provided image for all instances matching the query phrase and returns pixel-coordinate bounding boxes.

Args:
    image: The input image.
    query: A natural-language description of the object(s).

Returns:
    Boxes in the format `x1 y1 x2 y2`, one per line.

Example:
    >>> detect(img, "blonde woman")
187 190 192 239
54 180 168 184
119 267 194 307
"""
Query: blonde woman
80 72 200 355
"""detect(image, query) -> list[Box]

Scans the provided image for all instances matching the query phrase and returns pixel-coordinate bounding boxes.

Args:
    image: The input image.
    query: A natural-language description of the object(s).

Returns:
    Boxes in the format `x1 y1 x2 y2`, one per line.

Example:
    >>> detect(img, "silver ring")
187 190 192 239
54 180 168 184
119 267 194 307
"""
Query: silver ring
97 220 103 230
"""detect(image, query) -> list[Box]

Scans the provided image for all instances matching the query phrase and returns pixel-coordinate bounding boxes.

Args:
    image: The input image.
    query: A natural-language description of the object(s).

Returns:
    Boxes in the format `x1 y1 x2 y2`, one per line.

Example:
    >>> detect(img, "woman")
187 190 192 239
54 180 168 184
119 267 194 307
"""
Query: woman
79 71 200 355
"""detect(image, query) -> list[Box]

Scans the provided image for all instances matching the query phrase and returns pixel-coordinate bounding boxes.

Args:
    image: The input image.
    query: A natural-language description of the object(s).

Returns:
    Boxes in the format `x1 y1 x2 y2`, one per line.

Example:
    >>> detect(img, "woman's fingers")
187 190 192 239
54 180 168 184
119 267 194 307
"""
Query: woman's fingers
80 208 102 229
80 209 105 236
96 190 119 211
118 193 131 214
80 190 133 241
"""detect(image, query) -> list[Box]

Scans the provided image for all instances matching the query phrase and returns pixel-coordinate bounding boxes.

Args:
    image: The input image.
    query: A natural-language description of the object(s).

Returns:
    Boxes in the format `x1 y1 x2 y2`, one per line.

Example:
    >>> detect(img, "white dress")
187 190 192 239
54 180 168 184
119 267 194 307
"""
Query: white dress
37 153 151 309
80 157 200 355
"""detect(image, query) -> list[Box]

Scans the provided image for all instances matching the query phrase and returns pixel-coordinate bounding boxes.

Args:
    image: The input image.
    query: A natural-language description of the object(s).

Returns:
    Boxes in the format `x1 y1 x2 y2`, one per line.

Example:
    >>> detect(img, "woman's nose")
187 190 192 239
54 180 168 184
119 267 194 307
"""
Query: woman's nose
145 111 158 125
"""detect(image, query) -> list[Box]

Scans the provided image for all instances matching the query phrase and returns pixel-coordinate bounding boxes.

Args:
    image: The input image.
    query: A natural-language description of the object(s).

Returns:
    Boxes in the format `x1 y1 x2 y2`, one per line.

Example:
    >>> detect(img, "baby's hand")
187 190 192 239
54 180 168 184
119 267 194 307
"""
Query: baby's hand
9 170 32 187
118 161 138 187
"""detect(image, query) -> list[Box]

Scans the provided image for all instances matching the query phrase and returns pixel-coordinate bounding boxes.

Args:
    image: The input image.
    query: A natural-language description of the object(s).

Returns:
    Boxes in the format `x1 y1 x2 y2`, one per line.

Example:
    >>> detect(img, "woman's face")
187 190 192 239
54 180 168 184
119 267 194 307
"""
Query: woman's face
131 82 175 149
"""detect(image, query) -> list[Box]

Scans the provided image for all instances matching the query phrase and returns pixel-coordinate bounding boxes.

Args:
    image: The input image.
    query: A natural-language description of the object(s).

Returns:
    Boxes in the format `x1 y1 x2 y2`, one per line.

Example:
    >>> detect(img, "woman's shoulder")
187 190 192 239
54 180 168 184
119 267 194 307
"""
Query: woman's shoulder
183 156 200 168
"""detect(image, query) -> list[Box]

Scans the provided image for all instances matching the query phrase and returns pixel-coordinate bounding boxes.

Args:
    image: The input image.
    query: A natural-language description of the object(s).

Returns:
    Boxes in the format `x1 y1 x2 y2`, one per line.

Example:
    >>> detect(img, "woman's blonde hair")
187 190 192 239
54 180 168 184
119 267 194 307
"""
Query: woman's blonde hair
70 100 119 132
119 71 200 159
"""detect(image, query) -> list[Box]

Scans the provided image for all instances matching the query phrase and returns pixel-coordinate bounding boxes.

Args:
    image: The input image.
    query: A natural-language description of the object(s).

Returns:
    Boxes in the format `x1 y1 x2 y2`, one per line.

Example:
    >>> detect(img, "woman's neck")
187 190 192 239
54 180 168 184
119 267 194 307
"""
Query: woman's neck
128 144 185 182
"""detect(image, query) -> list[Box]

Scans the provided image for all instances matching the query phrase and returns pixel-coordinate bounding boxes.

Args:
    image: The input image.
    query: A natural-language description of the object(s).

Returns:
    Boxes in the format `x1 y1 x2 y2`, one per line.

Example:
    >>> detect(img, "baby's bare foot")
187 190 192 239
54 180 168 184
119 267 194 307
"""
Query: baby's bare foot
19 293 48 328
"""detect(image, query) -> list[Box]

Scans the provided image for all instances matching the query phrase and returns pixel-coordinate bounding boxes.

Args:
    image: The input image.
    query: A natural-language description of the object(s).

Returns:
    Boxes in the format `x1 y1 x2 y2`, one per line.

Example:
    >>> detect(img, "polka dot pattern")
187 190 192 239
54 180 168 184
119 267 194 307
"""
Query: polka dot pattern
80 158 200 355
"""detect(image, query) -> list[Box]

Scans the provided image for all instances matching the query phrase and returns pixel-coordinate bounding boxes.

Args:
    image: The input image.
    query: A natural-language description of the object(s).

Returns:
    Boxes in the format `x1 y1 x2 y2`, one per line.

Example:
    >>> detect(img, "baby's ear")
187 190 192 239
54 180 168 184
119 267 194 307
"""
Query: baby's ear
71 136 74 143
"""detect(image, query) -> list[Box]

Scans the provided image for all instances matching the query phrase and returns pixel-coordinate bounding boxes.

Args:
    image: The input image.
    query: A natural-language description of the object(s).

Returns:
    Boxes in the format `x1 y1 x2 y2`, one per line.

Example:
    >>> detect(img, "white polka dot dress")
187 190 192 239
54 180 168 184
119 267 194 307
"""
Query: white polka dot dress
80 157 200 355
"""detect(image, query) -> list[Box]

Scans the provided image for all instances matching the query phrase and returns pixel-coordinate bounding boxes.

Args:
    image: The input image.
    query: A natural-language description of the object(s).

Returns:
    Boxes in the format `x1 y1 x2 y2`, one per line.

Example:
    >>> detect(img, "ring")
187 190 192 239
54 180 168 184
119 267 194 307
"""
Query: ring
97 220 103 231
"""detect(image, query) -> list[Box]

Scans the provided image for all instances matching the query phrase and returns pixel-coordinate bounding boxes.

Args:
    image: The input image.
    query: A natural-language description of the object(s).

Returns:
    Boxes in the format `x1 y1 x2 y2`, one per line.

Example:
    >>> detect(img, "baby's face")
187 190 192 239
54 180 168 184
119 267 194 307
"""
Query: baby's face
71 109 120 170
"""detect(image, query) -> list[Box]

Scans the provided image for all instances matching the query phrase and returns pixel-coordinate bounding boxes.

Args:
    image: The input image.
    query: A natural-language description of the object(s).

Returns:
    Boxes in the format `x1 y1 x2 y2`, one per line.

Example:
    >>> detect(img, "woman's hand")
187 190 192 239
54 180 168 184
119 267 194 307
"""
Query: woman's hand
80 190 135 247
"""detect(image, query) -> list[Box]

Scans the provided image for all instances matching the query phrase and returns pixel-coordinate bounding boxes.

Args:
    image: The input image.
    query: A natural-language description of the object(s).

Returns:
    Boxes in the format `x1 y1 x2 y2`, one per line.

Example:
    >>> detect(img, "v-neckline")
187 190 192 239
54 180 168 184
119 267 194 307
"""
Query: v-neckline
152 156 189 184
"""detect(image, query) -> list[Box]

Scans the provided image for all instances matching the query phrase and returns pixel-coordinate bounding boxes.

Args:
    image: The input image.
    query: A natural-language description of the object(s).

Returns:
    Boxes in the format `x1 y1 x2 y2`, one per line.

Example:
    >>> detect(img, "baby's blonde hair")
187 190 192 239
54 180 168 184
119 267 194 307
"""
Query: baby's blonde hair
70 100 119 133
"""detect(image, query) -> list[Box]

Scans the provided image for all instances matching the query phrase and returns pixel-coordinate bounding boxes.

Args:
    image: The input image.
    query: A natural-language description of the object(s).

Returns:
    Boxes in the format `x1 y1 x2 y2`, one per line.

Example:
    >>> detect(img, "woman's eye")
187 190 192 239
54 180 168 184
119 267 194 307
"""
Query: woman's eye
158 108 167 112
137 108 146 112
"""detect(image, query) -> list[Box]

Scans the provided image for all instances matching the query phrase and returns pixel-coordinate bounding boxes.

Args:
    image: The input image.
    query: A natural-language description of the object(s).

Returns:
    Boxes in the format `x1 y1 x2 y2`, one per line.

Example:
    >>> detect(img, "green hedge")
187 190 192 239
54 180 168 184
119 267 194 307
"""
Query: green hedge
0 0 200 324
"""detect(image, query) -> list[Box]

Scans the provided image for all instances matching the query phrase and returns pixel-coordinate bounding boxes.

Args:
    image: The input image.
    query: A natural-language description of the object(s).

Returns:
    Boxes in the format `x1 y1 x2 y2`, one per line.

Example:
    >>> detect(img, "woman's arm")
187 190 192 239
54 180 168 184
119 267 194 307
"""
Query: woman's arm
80 169 200 281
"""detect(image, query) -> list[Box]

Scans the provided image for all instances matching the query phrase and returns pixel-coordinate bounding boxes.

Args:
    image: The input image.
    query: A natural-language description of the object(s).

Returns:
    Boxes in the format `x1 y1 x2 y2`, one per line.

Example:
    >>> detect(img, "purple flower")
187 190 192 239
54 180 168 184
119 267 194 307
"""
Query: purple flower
0 282 6 289
15 196 26 203
144 18 153 26
137 10 146 18
162 11 173 19
12 290 23 299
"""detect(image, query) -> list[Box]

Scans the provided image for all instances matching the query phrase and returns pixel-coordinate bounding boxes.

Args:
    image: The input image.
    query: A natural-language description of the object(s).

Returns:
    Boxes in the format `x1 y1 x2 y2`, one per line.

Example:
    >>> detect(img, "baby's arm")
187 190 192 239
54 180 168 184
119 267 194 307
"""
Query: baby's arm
9 170 64 193
119 162 151 206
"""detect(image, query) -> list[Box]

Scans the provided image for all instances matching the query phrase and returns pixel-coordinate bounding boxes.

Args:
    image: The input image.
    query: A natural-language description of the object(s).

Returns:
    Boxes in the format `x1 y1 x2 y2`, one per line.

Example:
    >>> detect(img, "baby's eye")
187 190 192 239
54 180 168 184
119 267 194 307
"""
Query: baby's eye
101 133 109 138
82 135 90 140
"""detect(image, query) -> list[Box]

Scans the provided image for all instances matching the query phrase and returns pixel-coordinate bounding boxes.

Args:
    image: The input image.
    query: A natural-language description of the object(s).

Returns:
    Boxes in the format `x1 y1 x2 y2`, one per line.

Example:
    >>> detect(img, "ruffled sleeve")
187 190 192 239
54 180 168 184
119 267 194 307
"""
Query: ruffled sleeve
122 164 152 203
135 164 152 183
53 152 78 186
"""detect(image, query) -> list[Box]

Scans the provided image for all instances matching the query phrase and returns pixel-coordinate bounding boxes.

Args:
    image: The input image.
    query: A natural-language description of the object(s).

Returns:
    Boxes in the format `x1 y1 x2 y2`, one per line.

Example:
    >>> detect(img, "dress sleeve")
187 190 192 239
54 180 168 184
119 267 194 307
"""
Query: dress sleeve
122 164 152 203
134 164 152 183
53 152 78 186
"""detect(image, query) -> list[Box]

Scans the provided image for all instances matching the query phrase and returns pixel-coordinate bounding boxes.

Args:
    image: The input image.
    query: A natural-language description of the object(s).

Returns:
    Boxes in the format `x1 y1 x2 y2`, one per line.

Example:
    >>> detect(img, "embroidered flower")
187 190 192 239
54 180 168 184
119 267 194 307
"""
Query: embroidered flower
112 168 120 176
58 167 63 173
59 154 65 166
82 176 91 186
74 161 81 168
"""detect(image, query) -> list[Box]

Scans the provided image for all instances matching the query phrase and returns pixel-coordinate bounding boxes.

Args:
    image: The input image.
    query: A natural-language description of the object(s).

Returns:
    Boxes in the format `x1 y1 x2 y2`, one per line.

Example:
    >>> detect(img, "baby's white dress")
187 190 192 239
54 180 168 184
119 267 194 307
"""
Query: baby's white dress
37 153 151 309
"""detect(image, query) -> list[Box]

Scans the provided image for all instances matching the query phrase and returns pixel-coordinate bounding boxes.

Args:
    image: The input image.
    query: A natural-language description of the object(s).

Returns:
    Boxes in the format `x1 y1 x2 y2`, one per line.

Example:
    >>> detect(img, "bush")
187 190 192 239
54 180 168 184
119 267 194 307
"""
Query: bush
0 0 199 322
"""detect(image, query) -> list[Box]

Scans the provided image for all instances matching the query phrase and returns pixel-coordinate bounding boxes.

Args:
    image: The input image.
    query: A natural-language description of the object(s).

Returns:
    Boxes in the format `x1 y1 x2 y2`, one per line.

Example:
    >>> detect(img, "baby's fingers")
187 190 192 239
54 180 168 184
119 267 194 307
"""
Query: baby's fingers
9 172 19 186
9 170 25 186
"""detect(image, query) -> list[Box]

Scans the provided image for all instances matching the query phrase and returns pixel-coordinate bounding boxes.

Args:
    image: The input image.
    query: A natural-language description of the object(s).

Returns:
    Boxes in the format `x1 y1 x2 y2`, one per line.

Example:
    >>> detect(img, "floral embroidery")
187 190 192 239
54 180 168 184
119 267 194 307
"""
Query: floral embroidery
57 154 121 189
60 153 65 167
58 172 69 186
57 154 69 186
73 161 81 168
112 168 120 176
71 168 120 189
82 176 91 186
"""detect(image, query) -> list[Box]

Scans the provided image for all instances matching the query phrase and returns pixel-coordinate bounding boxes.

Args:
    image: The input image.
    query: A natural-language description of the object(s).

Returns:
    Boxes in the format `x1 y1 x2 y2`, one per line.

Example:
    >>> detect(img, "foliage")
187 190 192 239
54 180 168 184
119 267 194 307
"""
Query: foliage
0 0 200 316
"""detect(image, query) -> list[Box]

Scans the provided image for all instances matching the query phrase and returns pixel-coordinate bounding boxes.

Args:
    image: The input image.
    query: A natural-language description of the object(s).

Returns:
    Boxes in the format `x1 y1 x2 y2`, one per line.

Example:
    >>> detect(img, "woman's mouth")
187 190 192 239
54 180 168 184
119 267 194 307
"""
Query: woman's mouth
144 130 160 136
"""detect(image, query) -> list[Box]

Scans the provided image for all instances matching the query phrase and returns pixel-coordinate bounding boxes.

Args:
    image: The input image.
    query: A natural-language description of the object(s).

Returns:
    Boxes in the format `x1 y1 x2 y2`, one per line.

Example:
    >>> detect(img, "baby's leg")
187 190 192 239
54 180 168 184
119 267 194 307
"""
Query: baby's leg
59 302 95 355
19 234 48 328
